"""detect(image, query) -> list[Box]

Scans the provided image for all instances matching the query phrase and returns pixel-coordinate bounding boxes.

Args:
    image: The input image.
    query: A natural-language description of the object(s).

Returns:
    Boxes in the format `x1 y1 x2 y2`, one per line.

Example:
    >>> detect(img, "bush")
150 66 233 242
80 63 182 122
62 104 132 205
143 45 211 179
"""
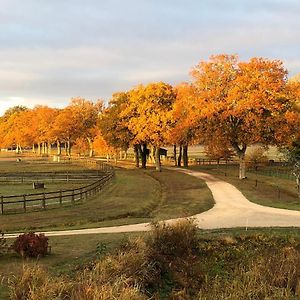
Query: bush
12 232 49 258
147 219 199 258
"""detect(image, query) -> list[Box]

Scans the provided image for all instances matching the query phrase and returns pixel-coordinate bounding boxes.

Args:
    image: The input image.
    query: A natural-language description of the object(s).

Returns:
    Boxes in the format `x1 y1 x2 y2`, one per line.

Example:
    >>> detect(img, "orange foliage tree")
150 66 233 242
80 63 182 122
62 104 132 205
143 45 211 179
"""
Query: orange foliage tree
123 82 176 171
98 92 134 162
191 54 300 179
168 83 199 167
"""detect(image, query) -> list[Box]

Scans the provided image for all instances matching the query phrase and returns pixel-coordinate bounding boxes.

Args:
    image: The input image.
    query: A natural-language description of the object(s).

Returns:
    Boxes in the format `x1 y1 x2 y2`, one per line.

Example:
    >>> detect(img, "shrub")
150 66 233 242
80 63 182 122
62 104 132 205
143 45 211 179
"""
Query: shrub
147 219 199 259
147 219 204 297
12 232 49 258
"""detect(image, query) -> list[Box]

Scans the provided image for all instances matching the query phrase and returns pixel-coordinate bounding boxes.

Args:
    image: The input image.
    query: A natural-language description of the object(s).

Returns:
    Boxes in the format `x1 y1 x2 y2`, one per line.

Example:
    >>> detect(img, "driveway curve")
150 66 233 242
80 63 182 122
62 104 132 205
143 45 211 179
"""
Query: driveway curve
5 169 300 238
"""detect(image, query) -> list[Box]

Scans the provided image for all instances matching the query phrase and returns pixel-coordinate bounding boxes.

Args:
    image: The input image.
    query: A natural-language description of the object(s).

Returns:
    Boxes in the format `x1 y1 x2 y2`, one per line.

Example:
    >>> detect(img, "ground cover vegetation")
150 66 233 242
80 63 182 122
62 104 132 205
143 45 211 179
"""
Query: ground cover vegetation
0 167 213 232
0 54 298 179
1 221 300 299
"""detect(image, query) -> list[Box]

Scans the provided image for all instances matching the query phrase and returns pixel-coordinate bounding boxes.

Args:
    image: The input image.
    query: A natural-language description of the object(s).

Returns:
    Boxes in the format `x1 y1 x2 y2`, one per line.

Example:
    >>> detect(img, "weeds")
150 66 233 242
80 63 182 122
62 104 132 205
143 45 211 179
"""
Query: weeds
5 221 300 299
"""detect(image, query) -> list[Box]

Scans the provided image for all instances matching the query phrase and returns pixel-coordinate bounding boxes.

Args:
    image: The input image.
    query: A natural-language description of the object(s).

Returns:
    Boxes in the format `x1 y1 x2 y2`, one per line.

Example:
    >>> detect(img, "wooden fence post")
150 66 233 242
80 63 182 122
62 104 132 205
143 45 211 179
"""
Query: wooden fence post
1 196 3 215
42 193 46 209
23 195 26 212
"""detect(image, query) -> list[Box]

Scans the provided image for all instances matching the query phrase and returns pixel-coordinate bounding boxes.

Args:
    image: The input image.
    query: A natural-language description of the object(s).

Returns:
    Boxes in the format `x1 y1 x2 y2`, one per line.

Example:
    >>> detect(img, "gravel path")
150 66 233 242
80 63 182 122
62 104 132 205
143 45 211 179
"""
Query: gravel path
5 169 300 238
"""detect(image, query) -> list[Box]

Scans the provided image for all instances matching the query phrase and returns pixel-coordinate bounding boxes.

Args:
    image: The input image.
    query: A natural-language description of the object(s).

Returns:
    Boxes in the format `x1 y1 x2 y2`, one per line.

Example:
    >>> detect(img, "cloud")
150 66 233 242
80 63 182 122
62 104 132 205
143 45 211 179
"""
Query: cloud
0 0 299 115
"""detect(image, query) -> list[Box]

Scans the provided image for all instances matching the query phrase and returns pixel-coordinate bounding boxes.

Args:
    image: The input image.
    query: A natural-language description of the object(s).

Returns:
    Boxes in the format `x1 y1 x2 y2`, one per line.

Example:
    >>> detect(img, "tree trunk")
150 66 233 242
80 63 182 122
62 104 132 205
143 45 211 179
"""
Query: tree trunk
139 143 147 169
42 142 45 154
37 143 41 155
177 145 182 167
173 144 177 166
32 144 36 153
134 144 139 168
232 143 247 179
183 144 188 167
124 150 128 160
155 147 161 171
67 140 71 157
48 142 51 155
87 137 94 157
57 140 61 155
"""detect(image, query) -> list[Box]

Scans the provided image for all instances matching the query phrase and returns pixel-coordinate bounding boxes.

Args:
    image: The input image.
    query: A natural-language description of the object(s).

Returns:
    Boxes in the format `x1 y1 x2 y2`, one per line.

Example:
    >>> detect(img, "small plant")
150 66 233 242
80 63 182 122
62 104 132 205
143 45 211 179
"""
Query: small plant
0 230 9 256
95 241 107 258
12 232 49 258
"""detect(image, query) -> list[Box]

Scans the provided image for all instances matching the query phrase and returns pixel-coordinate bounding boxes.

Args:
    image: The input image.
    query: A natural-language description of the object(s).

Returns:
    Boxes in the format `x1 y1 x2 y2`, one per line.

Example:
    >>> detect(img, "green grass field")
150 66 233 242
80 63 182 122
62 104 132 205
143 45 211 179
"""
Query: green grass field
0 182 88 196
0 167 214 232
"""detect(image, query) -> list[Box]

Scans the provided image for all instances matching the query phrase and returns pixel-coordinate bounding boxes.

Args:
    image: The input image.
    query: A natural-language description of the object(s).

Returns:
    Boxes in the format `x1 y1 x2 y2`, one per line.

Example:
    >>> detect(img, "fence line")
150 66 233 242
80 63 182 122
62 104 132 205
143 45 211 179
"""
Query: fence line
0 159 114 215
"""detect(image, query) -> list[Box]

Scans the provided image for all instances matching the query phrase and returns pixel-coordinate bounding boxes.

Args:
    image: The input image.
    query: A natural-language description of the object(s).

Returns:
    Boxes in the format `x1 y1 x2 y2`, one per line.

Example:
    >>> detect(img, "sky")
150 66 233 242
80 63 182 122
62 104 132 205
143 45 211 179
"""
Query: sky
0 0 299 115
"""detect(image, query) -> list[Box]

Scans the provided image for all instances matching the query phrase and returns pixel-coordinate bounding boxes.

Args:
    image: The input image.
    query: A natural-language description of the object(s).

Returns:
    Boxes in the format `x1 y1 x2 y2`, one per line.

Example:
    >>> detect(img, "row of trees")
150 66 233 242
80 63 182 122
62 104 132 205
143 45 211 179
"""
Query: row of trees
0 98 104 157
1 54 299 178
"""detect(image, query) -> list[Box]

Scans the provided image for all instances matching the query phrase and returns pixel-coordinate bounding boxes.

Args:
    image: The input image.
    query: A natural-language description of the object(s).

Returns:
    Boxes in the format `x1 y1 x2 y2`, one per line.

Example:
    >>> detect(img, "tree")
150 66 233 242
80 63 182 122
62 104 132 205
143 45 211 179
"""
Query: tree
98 92 134 161
191 54 300 179
124 82 176 171
168 83 198 167
0 106 30 152
68 98 103 157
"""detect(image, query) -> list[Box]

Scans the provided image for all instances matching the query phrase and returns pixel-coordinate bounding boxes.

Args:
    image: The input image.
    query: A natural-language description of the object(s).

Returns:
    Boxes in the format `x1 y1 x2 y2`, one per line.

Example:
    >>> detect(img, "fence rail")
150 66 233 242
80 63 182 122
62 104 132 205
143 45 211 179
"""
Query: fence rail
0 158 114 215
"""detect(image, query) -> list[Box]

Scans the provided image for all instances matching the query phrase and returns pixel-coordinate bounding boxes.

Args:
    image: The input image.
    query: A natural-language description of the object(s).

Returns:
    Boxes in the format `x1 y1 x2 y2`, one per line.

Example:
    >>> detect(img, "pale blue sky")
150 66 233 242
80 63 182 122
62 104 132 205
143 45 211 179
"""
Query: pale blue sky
0 0 299 114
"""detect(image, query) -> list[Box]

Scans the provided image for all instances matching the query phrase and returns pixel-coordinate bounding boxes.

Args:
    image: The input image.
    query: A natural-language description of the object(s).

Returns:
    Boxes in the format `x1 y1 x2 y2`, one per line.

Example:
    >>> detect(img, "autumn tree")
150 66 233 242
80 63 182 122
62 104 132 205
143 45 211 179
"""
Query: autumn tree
98 92 134 163
67 98 103 157
0 106 30 152
124 82 176 171
168 83 199 167
191 54 300 179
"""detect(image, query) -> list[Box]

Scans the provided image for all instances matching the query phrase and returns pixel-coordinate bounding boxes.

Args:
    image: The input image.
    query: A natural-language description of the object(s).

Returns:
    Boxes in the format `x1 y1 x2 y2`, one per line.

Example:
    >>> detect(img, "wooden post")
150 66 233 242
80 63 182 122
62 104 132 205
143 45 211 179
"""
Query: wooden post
1 196 3 215
59 190 62 205
42 193 46 209
23 195 26 212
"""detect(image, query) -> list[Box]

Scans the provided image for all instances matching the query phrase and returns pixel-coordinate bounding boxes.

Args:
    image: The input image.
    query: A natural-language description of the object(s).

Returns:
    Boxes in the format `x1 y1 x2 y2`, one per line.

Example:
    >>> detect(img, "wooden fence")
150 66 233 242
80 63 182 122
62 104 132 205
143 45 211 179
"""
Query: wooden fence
0 159 114 214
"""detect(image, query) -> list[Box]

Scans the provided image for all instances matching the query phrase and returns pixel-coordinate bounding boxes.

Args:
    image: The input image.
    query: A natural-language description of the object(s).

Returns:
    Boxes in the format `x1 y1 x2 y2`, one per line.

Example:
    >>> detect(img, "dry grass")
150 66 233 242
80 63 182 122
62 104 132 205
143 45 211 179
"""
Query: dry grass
5 221 300 299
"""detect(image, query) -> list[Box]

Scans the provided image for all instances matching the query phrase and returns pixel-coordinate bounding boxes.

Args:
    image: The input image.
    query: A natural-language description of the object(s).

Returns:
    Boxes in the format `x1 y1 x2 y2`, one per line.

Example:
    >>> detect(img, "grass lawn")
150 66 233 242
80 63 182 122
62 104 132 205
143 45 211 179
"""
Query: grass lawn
0 182 89 196
0 168 214 233
0 160 90 173
190 164 300 210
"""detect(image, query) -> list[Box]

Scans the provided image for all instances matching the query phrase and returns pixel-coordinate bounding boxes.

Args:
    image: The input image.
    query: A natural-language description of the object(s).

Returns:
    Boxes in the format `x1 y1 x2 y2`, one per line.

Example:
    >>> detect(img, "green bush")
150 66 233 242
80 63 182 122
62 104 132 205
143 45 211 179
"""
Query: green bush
12 232 49 258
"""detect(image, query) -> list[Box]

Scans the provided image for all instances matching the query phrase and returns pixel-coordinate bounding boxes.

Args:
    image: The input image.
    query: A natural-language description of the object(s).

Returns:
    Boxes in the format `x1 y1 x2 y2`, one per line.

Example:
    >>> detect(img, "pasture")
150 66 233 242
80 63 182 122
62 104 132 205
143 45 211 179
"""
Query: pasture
0 156 299 299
